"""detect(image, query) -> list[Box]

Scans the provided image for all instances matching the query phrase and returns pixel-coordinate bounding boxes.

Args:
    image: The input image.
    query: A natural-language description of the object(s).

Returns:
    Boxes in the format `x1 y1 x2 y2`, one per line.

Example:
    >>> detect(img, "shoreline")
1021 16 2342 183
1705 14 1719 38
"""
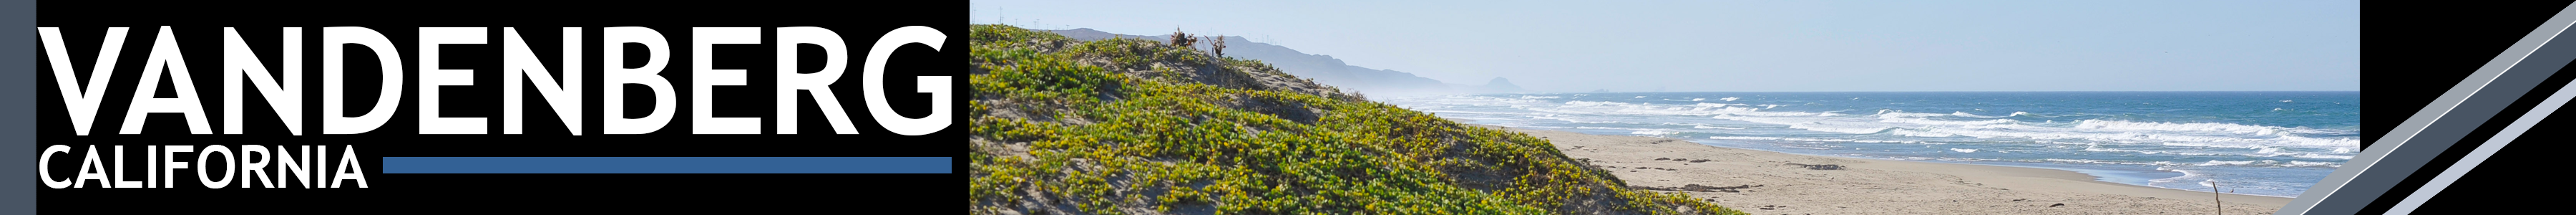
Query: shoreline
1490 125 2290 214
1711 142 2303 199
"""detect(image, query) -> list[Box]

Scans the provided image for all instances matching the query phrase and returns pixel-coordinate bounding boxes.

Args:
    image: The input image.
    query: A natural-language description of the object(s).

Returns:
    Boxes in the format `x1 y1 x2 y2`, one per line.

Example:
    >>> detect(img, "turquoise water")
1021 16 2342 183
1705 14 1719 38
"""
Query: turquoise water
1382 92 2359 197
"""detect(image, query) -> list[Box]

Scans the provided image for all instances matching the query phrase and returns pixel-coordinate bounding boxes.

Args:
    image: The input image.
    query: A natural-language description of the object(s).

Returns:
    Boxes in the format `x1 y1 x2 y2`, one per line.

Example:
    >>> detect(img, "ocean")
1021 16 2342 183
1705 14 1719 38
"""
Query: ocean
1381 92 2360 197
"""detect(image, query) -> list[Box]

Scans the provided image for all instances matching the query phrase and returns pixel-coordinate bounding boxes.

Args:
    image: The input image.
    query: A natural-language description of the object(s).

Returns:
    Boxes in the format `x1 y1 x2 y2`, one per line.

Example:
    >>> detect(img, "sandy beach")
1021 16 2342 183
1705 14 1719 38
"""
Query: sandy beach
1498 125 2292 214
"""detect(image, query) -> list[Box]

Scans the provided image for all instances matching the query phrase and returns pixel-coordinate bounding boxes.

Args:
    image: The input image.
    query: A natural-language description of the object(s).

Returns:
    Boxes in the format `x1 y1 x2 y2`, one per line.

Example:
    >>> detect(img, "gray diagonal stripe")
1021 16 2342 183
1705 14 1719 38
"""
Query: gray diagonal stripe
2 0 32 213
2389 52 2576 214
2278 2 2576 214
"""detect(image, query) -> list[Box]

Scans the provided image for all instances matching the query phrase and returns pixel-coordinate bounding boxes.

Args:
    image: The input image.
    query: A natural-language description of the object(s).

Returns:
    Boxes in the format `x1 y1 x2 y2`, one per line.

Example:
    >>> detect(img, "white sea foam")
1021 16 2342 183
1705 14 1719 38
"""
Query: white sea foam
1951 112 1998 118
1530 115 1618 123
2072 120 2337 135
1720 97 1741 101
2195 160 2265 166
1380 93 2362 179
1630 130 1679 135
2285 161 2340 167
2289 153 2356 159
1562 101 1624 107
2158 160 2339 168
1890 129 1958 138
1693 125 1747 130
1707 136 1924 144
1708 136 1785 140
2146 168 2200 185
1787 123 1894 134
2044 158 2158 166
1780 145 1838 150
2247 147 2354 159
1892 156 1999 162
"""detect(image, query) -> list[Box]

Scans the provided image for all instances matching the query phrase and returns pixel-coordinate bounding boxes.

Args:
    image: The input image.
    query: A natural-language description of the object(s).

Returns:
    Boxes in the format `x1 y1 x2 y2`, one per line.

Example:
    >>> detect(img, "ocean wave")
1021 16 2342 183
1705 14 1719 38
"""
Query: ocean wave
1890 129 1958 138
1707 136 1926 144
1380 93 2351 198
1951 111 2011 118
1707 136 1783 140
2250 147 2359 159
1878 117 2018 125
1717 108 2356 149
1788 123 1895 134
1804 113 2340 150
1563 101 1625 107
2195 160 2263 166
2286 161 2341 167
1529 115 1619 124
2292 154 2356 159
1387 93 2359 158
2074 120 2347 136
1893 156 1999 162
1780 145 1837 150
1630 130 1680 135
1874 110 1949 118
2175 160 2342 168
2042 158 2161 166
2076 145 2213 156
1693 125 1747 130
1720 97 1740 101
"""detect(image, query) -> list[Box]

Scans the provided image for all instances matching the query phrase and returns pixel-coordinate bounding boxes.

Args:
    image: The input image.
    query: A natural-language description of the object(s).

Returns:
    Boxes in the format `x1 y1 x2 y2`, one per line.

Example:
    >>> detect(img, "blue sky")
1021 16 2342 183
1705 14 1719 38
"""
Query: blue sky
971 1 2358 92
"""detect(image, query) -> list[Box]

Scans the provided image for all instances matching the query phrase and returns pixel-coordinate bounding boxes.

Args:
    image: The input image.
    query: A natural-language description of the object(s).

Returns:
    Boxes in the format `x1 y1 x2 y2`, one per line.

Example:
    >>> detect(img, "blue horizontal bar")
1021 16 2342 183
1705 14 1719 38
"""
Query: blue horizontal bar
383 157 951 173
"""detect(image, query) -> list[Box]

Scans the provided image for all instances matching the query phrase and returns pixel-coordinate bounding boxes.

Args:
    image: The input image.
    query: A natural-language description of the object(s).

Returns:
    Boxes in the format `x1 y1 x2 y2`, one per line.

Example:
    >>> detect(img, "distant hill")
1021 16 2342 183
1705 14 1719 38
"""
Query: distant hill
1480 77 1527 93
1045 28 1491 96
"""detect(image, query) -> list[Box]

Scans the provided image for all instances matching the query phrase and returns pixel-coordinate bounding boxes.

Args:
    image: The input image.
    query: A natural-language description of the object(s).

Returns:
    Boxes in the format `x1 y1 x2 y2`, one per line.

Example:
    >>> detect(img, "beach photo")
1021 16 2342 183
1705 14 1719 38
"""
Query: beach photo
968 1 2355 214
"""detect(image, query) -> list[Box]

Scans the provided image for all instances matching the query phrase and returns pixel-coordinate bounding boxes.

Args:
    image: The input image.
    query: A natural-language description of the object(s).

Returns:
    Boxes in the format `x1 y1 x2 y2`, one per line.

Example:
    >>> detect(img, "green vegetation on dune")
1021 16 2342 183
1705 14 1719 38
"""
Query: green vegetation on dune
968 24 1744 215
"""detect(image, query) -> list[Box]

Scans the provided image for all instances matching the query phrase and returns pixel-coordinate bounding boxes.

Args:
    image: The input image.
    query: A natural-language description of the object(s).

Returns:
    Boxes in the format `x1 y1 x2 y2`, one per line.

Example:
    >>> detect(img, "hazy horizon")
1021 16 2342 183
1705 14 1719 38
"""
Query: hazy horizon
973 1 2358 92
